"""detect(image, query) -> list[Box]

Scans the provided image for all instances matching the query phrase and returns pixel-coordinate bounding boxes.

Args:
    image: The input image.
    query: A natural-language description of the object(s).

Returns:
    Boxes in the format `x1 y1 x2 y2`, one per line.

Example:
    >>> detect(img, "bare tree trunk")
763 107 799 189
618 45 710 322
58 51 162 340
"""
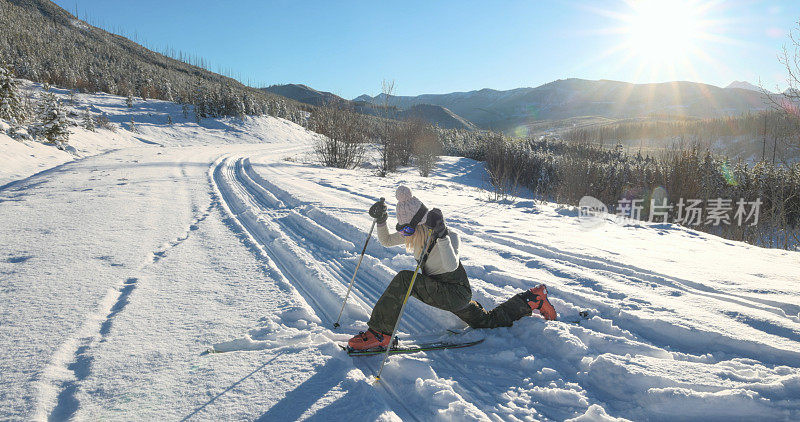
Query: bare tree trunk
379 79 396 177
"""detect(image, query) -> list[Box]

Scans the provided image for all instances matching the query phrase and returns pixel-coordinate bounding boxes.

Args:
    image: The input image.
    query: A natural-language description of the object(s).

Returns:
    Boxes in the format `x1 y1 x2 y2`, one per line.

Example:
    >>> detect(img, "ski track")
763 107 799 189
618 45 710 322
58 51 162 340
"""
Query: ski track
210 153 635 419
456 229 800 366
211 155 439 421
28 144 792 420
16 141 798 420
209 152 800 420
35 160 215 421
479 230 800 321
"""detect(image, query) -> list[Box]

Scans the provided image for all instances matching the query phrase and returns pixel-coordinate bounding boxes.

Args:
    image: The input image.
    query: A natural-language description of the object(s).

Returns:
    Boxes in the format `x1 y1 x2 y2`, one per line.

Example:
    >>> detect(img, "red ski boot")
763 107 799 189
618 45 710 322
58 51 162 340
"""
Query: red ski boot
524 284 557 321
347 328 392 351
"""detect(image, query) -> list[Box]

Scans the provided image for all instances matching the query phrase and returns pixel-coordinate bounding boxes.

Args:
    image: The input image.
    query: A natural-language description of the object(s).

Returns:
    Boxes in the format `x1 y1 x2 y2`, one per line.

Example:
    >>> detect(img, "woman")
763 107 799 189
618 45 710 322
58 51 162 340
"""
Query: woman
348 186 557 350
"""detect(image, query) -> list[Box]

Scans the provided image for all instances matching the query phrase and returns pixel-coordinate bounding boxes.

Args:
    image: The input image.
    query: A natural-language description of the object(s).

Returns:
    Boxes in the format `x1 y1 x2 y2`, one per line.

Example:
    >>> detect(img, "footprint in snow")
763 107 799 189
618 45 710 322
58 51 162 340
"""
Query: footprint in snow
6 255 33 264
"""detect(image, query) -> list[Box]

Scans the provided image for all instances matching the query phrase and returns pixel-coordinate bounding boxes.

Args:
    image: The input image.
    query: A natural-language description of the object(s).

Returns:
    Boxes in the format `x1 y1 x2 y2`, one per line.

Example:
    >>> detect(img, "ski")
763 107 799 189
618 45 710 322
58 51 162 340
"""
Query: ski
342 338 484 356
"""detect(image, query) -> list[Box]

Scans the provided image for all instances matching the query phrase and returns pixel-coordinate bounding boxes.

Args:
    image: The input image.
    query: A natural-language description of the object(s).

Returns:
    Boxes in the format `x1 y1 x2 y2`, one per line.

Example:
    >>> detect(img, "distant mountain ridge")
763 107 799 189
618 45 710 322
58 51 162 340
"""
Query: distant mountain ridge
262 84 476 130
398 104 477 130
262 84 344 107
355 78 776 133
725 81 762 92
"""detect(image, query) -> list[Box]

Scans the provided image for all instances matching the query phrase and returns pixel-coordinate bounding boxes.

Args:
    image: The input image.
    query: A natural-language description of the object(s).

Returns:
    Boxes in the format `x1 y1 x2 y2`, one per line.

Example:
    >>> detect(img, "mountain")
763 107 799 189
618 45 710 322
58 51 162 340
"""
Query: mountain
398 104 477 130
263 83 476 130
725 81 762 92
262 84 345 107
355 79 775 133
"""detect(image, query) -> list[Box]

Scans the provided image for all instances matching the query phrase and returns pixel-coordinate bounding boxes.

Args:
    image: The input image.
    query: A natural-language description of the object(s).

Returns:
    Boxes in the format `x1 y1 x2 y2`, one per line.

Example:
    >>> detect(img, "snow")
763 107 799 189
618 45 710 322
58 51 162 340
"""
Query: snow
2 86 800 421
0 81 315 187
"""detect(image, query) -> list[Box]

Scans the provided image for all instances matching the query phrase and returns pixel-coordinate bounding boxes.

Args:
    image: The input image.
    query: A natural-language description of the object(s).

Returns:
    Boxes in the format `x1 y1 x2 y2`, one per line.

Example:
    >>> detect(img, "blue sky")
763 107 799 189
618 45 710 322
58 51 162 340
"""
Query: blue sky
55 0 800 98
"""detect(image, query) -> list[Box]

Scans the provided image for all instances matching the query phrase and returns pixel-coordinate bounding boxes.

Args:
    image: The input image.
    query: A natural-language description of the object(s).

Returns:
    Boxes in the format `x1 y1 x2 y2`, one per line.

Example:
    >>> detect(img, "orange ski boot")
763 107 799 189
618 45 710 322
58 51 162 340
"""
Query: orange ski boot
525 284 557 321
347 328 392 351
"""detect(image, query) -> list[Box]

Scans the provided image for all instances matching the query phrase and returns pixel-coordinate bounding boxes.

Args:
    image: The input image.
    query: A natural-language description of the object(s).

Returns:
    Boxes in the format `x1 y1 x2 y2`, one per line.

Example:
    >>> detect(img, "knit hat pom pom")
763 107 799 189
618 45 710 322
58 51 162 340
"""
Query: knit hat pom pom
396 186 412 202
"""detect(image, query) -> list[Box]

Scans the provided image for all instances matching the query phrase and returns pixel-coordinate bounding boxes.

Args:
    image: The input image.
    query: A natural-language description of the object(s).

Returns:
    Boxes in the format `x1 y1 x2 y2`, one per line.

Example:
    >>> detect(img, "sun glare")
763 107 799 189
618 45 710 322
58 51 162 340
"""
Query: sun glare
627 0 701 63
580 0 735 83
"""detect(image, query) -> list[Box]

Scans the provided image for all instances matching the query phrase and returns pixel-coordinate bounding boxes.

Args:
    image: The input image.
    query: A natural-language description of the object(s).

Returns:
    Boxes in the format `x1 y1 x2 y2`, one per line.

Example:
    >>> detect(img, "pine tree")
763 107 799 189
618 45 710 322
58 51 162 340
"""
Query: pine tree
126 91 134 108
0 65 27 125
162 79 174 102
35 91 70 148
81 107 95 131
128 117 138 133
193 80 207 122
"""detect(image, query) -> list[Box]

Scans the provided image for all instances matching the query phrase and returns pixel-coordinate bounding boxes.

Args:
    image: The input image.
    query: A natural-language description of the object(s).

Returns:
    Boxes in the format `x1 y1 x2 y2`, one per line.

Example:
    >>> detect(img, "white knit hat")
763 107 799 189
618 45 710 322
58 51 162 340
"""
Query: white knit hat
395 185 427 227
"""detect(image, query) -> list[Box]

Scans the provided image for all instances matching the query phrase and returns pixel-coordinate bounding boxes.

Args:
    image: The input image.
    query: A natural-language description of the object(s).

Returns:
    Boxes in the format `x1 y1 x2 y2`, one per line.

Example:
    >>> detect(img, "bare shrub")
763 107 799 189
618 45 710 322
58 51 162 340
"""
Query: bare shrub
484 134 526 201
377 79 399 176
309 104 366 169
95 113 116 132
410 118 441 177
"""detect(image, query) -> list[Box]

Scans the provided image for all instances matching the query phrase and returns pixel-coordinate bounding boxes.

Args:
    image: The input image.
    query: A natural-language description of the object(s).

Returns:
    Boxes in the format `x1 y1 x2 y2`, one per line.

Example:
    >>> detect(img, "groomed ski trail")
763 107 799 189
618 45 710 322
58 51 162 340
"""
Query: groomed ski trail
208 153 650 420
220 152 800 420
211 154 473 421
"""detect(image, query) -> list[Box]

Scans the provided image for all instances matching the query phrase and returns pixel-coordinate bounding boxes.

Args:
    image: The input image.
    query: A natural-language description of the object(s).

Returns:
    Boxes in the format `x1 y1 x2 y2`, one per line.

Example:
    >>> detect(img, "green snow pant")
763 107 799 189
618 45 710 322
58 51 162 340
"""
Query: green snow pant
367 262 533 334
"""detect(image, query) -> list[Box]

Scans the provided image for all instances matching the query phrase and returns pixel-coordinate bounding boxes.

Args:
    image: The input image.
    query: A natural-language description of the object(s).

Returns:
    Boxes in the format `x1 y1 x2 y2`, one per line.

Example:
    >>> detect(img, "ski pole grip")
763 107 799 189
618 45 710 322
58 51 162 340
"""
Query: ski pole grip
425 228 437 254
376 198 385 221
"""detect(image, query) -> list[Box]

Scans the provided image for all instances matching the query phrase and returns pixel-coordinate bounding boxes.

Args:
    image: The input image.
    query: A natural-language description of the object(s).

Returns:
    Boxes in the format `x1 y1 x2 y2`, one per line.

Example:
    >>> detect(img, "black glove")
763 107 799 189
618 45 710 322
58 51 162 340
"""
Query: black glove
425 208 448 239
368 199 388 224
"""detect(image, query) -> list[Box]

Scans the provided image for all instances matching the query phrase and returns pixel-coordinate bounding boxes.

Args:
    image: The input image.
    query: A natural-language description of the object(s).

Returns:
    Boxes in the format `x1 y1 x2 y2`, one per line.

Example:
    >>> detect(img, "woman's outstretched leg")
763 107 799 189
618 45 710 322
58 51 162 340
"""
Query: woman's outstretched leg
454 285 557 328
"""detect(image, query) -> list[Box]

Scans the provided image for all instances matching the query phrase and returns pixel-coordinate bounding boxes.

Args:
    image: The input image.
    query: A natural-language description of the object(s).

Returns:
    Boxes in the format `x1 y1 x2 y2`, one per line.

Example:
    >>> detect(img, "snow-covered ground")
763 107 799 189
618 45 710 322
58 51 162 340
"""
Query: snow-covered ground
2 88 800 421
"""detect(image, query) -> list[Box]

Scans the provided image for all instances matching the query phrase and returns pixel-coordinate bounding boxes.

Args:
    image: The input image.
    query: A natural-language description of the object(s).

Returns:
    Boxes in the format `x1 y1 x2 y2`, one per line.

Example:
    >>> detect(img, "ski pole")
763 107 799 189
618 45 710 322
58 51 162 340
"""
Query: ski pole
333 197 384 329
376 229 437 380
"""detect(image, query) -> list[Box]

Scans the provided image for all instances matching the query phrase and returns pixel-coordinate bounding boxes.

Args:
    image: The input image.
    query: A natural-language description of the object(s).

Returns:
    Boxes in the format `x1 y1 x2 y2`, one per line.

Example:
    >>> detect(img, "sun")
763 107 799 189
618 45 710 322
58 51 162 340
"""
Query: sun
579 0 734 83
625 0 702 64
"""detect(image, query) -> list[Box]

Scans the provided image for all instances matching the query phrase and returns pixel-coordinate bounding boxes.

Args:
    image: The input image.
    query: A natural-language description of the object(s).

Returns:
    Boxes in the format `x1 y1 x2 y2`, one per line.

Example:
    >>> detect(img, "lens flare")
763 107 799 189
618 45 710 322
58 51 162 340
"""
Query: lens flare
720 161 738 186
513 125 530 138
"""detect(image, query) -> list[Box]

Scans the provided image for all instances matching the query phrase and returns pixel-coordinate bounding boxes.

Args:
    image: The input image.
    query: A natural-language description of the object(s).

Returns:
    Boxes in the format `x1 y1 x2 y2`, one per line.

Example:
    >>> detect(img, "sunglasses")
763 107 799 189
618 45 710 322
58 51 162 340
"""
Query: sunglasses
396 205 428 236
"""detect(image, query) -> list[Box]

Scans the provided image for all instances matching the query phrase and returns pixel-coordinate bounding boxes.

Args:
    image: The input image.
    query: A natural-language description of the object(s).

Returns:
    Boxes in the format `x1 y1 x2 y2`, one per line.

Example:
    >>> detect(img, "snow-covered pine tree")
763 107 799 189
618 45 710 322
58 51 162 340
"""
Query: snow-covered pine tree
35 91 70 148
129 117 138 133
193 80 207 122
126 91 134 108
0 65 28 125
162 79 174 102
81 107 95 131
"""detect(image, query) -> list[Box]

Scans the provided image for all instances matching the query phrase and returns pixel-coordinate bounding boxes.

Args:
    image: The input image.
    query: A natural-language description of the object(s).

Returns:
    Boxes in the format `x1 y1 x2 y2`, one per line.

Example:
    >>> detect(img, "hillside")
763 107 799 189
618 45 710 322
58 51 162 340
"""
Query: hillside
561 109 800 163
398 103 477 130
2 86 800 420
0 0 301 118
2 1 799 420
355 78 775 133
